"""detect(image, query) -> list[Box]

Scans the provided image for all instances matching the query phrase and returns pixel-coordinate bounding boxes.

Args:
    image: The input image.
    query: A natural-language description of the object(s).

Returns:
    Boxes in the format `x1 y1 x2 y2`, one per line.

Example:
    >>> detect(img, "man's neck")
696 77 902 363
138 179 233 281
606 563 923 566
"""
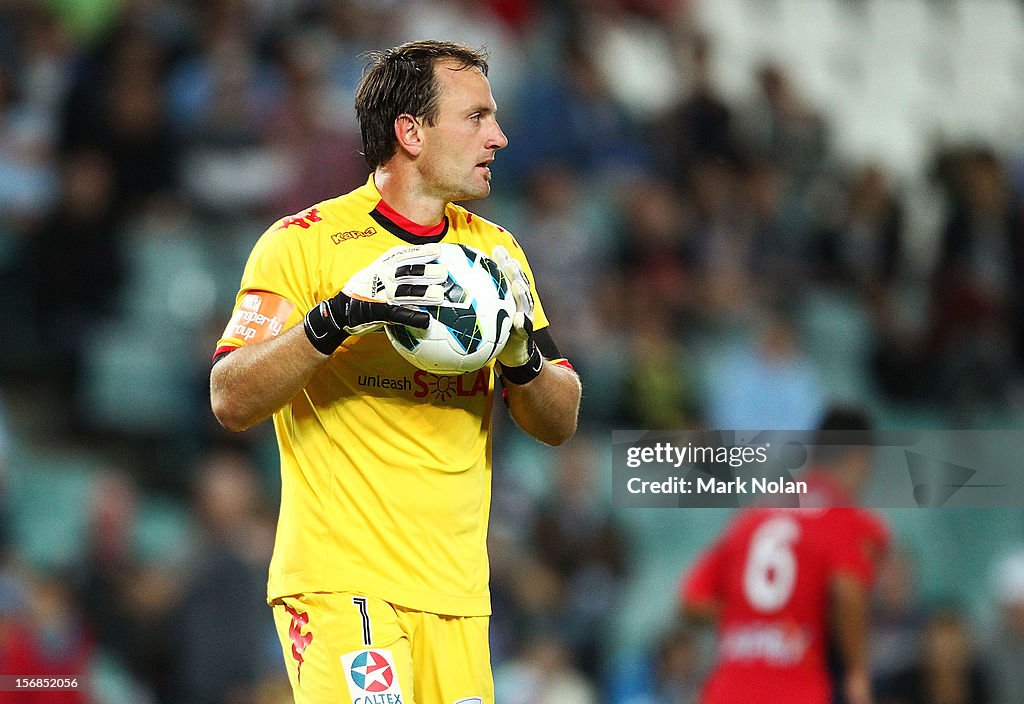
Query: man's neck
373 169 447 226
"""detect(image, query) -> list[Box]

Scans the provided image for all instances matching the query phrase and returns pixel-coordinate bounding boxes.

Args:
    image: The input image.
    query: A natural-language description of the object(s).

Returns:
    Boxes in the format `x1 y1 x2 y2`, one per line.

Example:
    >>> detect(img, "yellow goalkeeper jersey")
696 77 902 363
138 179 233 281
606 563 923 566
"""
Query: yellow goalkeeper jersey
215 175 550 616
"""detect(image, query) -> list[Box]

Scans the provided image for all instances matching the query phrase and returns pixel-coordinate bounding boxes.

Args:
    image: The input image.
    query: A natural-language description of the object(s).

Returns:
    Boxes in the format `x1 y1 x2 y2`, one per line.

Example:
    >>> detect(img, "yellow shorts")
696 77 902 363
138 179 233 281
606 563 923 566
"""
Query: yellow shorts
272 592 493 704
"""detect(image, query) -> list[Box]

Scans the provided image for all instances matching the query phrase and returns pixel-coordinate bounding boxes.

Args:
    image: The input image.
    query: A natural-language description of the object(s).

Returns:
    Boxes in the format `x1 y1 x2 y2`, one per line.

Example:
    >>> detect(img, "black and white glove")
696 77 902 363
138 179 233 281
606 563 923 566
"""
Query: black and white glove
492 245 543 384
304 244 446 355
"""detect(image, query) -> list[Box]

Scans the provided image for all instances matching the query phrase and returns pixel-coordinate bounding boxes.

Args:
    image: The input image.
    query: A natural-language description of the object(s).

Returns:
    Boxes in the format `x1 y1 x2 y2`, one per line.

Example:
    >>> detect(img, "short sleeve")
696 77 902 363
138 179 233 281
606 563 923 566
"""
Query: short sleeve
825 509 891 586
214 220 318 354
238 221 318 312
682 540 727 609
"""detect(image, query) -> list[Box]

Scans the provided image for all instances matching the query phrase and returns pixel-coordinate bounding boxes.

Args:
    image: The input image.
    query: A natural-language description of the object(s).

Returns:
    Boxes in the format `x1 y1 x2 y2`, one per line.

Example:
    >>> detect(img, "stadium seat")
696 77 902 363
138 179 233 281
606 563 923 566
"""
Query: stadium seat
861 0 938 53
6 446 97 568
774 0 847 61
797 290 873 403
696 0 774 100
831 103 929 179
691 0 755 45
117 227 219 329
609 507 732 657
135 495 192 564
80 320 193 433
953 0 1024 58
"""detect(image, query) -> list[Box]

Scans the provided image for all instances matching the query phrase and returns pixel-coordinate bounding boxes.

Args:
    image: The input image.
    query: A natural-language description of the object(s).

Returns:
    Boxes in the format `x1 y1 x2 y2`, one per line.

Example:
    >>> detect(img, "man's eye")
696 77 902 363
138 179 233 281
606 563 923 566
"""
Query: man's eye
470 114 481 122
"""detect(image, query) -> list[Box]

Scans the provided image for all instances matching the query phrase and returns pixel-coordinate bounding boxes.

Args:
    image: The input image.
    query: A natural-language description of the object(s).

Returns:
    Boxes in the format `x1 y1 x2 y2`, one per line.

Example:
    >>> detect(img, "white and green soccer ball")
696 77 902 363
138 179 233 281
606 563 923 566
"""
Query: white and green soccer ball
386 243 516 375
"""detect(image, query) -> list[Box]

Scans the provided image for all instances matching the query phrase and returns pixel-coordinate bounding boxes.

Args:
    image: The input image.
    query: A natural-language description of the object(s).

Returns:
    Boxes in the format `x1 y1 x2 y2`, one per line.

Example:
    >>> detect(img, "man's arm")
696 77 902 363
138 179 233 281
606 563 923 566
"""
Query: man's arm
681 598 719 625
680 544 724 625
504 362 581 446
211 244 445 432
211 325 328 432
489 245 581 445
831 572 875 704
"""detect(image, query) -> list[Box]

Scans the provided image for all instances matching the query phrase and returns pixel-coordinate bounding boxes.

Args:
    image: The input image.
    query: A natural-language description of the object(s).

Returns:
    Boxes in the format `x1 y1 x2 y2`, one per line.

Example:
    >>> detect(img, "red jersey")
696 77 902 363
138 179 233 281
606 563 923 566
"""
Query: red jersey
682 472 889 704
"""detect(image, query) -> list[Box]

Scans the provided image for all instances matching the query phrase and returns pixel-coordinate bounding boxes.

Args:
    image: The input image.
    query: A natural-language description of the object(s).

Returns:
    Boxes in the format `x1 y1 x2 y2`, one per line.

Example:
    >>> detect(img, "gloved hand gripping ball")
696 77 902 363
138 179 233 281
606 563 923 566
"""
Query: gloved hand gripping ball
304 244 447 355
491 245 543 384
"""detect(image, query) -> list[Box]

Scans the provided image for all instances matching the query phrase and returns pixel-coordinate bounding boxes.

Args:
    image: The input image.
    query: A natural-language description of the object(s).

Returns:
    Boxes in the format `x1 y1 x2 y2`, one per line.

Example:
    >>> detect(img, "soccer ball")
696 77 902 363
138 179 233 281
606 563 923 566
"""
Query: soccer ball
386 243 516 375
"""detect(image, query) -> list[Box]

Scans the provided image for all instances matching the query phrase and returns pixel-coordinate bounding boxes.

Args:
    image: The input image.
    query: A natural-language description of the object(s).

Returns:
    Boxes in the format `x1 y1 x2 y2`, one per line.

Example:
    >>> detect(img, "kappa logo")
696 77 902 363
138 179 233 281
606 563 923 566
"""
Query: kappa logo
274 207 323 231
342 649 404 704
283 604 313 684
332 226 378 244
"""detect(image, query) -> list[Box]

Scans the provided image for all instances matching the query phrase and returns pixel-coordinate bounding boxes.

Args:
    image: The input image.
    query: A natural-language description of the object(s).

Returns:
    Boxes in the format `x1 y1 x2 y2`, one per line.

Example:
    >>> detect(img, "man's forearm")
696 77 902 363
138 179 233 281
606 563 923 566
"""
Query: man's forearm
504 363 581 445
210 324 328 432
681 600 718 625
831 573 874 704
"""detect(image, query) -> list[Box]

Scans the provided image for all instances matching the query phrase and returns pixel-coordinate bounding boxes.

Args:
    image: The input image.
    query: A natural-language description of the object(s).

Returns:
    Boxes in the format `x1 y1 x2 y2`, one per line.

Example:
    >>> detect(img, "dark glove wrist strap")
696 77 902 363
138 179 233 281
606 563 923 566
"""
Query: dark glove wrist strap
498 340 543 385
304 297 348 355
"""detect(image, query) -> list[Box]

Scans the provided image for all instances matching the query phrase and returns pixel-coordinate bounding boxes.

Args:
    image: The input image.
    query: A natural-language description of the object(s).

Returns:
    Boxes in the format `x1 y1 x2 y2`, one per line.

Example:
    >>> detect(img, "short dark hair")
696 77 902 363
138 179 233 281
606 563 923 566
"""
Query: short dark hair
354 40 490 169
812 405 875 465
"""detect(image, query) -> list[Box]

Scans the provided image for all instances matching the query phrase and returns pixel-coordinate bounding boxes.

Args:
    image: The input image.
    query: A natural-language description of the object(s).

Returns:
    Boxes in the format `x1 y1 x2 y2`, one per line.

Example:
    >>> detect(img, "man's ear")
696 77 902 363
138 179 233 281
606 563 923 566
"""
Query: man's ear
394 114 423 157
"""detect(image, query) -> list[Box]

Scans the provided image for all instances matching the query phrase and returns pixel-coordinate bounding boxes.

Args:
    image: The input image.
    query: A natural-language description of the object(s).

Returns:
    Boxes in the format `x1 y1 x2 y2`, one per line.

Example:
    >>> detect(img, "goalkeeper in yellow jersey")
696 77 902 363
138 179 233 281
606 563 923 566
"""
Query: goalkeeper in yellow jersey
209 40 581 704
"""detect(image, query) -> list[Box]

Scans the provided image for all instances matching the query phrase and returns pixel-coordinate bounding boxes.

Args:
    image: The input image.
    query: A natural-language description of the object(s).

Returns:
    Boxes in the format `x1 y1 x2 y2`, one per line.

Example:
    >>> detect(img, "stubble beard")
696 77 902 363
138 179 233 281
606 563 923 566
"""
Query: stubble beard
432 171 491 204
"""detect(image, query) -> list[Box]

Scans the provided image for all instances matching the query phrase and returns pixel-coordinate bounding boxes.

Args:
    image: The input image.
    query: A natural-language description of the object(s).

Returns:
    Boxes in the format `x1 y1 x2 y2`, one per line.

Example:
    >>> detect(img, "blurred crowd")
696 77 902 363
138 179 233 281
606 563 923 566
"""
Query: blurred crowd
1 0 1024 702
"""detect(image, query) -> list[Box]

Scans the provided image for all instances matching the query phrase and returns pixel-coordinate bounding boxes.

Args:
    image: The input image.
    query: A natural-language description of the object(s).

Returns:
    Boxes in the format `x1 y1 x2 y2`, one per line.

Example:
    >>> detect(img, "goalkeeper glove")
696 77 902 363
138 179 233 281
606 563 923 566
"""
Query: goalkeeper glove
304 244 446 355
492 245 543 384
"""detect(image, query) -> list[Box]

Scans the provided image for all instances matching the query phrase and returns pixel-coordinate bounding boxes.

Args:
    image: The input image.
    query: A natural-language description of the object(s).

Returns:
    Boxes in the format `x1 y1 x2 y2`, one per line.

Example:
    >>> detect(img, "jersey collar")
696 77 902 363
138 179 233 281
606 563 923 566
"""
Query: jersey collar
365 175 449 244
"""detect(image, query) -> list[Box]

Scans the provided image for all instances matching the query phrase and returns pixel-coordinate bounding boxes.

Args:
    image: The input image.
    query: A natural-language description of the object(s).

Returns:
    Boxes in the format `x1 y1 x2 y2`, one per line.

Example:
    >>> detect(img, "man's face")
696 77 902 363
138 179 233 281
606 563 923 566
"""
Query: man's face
417 61 508 203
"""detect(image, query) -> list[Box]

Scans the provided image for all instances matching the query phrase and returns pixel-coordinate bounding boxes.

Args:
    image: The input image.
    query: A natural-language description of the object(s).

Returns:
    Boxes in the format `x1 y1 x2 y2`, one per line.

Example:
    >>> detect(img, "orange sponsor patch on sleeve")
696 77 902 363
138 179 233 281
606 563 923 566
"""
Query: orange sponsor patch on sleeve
221 291 295 346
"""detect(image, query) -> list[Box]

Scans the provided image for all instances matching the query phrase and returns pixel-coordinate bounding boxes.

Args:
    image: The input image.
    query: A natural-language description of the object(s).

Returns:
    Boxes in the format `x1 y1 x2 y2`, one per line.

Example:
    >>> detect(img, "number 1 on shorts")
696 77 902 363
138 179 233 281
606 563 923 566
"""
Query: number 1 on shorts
351 596 372 646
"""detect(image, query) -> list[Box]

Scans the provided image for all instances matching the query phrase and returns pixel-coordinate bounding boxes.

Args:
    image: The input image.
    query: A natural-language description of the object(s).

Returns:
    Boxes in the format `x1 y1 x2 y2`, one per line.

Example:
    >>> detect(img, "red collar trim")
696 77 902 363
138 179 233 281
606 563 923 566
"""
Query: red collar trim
374 199 447 238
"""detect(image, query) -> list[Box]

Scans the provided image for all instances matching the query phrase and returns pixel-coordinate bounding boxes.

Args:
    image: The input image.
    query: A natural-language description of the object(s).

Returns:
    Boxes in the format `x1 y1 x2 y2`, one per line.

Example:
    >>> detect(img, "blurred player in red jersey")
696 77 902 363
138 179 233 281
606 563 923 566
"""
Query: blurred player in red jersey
681 407 890 704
